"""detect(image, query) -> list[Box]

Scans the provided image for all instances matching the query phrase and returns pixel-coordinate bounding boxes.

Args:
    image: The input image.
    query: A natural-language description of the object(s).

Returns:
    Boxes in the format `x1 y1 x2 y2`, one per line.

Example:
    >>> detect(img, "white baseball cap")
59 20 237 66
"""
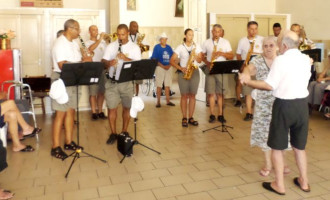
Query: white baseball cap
130 96 144 118
49 78 69 104
157 32 169 41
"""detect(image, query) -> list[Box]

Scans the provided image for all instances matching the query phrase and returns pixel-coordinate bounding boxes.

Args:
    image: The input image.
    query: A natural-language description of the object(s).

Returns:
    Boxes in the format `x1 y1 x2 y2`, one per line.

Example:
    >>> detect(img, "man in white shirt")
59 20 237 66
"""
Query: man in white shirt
102 24 141 145
240 31 311 195
202 24 233 123
85 25 107 120
236 21 264 121
51 19 92 160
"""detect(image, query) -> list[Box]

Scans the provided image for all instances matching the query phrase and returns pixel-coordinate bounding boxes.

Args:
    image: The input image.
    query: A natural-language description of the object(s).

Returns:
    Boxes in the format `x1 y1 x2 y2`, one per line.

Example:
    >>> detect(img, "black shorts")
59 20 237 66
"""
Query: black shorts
267 97 309 150
0 104 5 128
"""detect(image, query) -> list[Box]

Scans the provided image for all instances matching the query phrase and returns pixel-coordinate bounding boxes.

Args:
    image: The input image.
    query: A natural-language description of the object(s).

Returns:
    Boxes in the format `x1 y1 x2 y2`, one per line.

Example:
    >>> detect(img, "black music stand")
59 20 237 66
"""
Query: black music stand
302 49 321 82
116 59 161 163
202 60 244 139
60 62 107 178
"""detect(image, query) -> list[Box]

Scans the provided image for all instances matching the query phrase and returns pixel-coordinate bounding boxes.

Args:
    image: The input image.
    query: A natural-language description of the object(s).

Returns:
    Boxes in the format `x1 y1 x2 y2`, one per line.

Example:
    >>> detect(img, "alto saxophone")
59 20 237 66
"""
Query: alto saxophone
209 43 218 71
183 44 198 80
137 33 150 52
244 39 255 66
79 35 94 57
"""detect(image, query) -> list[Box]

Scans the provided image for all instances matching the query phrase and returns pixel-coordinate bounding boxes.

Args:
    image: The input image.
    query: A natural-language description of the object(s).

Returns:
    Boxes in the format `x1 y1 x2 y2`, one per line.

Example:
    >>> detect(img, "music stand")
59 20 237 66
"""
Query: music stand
116 59 161 163
202 60 244 139
60 62 107 178
302 49 321 82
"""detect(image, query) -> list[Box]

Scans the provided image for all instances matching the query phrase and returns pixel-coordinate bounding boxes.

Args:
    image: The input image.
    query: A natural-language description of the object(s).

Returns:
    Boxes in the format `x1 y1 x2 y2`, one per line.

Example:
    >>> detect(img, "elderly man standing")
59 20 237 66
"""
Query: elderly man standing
240 31 311 195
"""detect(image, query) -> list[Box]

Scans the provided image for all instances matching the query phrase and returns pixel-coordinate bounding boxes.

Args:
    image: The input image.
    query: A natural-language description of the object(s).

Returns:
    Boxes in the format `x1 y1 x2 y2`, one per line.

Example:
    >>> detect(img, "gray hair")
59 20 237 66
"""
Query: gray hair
213 24 223 30
64 19 78 31
281 31 299 49
262 36 277 46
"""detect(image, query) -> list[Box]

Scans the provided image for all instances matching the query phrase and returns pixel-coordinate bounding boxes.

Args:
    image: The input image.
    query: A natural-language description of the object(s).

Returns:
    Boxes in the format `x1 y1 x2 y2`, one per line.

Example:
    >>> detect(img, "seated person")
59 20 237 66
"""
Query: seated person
0 96 40 152
0 138 15 199
308 52 330 111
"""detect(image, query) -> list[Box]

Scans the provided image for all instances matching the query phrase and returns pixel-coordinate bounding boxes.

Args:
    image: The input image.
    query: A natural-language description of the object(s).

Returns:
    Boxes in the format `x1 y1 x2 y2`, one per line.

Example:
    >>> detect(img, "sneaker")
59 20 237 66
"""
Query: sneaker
244 113 253 121
106 133 117 144
98 112 107 119
170 90 175 96
234 100 242 107
92 113 99 120
218 115 226 123
209 114 216 123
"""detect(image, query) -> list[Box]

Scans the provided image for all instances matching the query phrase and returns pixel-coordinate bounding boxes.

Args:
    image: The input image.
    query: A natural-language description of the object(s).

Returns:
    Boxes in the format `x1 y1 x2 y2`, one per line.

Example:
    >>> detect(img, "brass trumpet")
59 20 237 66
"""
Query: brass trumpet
103 32 118 43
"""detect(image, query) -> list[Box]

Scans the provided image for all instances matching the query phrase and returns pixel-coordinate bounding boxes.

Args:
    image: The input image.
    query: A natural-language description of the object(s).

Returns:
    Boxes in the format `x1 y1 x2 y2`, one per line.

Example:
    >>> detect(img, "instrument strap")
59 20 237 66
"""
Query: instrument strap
182 43 194 55
130 34 136 42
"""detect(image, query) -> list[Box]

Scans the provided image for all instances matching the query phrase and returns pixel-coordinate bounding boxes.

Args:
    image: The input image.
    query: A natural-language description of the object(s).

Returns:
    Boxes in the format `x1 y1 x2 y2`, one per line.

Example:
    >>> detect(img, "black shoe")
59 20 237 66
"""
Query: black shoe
122 132 129 137
98 112 107 119
170 90 175 96
92 113 99 120
206 102 210 107
106 133 117 144
234 100 242 107
244 113 253 121
218 115 226 123
209 115 216 123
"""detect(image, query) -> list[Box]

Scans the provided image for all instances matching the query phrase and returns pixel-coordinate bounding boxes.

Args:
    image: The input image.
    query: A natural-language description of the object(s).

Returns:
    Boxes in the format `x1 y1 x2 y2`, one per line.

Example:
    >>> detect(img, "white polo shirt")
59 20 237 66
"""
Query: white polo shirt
174 43 203 68
236 35 264 60
103 40 141 80
85 40 107 62
202 37 232 62
52 35 82 72
266 49 311 99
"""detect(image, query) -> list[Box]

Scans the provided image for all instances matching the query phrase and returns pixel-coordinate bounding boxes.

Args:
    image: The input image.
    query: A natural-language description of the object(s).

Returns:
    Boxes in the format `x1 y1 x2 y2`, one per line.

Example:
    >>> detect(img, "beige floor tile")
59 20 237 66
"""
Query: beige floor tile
176 192 214 200
152 185 187 199
119 190 156 200
160 174 194 186
183 179 217 193
64 188 98 200
189 169 222 181
130 178 164 191
194 160 224 171
79 177 111 189
125 162 155 173
153 159 180 169
140 168 171 179
208 187 245 200
11 186 45 199
216 165 247 176
262 188 303 200
45 181 78 195
212 175 246 188
167 164 198 175
98 183 132 197
232 194 269 200
177 155 205 165
27 193 62 200
110 172 142 184
237 182 268 195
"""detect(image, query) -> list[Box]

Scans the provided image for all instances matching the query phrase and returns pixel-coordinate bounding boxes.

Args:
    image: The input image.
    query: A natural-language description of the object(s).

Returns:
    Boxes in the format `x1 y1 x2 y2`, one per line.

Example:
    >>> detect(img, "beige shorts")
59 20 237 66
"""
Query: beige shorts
177 69 200 95
242 75 256 96
89 71 106 96
155 66 172 87
51 72 80 111
135 80 143 84
105 79 133 109
206 74 227 95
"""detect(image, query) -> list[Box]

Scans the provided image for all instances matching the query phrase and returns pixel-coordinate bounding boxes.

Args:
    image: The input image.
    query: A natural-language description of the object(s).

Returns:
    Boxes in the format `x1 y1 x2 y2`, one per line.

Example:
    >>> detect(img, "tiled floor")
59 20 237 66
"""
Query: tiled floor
1 86 330 200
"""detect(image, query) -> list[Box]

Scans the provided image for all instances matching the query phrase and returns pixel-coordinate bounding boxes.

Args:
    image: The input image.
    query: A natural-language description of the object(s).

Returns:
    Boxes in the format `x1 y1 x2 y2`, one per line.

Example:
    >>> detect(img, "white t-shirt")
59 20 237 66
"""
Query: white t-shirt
236 35 264 60
52 35 82 73
85 39 107 62
265 49 311 99
103 40 141 80
202 37 232 62
174 43 203 68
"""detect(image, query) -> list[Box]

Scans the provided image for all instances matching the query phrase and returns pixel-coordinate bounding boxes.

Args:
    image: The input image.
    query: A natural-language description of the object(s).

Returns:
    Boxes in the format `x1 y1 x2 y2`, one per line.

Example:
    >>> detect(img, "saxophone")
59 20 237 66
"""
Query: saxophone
244 39 255 66
299 26 311 51
137 33 150 52
79 35 94 57
209 42 218 71
183 44 198 80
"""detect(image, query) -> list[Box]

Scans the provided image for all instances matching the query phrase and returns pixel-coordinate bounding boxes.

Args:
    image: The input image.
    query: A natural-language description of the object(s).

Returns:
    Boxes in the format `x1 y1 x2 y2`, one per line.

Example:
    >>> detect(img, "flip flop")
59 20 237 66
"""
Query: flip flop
19 145 35 152
259 168 271 177
293 177 311 192
0 189 14 200
23 128 42 138
262 182 285 195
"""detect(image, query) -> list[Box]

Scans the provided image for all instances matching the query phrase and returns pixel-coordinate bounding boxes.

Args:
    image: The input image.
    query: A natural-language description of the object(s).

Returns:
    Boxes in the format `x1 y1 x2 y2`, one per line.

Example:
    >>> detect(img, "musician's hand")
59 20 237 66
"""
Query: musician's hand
100 32 106 39
109 59 117 67
181 67 187 73
117 52 127 60
310 58 314 65
82 55 92 62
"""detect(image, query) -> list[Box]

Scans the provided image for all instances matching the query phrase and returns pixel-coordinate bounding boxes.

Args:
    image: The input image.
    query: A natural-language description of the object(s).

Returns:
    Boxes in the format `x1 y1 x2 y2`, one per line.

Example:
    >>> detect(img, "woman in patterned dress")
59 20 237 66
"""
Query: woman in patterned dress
243 36 290 177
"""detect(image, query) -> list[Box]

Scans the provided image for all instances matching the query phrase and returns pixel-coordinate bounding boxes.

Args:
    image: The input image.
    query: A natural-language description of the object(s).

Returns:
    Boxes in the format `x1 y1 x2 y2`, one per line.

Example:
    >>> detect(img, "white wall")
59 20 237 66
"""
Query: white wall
119 0 183 27
276 0 330 40
207 0 276 13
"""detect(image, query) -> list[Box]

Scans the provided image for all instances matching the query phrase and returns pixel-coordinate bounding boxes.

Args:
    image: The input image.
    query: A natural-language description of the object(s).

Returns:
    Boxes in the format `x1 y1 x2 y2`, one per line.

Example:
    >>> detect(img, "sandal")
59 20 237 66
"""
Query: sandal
64 141 84 151
188 117 199 126
17 145 34 152
182 118 188 127
0 189 14 200
51 146 68 160
284 166 291 175
23 127 42 138
259 168 271 177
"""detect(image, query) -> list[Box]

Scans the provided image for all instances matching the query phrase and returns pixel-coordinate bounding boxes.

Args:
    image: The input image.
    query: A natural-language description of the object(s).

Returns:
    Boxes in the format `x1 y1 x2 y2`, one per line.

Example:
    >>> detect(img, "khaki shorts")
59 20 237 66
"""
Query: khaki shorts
242 75 256 96
51 72 80 111
89 71 106 96
135 80 143 84
206 74 227 95
155 66 172 87
178 69 200 95
105 79 133 109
